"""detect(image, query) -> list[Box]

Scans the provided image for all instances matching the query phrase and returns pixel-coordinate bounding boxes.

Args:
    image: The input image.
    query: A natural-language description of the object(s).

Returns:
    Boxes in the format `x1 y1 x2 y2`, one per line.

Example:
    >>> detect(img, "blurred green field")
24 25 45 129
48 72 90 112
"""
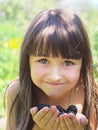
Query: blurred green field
0 22 21 130
0 22 21 116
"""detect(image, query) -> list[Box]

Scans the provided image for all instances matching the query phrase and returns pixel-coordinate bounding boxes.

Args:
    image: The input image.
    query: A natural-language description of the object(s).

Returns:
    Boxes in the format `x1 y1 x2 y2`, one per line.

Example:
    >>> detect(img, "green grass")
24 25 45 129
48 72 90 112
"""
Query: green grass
0 21 22 117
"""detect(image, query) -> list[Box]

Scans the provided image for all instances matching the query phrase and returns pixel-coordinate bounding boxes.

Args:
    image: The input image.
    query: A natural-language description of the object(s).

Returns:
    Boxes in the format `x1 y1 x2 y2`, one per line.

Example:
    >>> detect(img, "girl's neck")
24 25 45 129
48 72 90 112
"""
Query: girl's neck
38 83 85 112
39 88 74 109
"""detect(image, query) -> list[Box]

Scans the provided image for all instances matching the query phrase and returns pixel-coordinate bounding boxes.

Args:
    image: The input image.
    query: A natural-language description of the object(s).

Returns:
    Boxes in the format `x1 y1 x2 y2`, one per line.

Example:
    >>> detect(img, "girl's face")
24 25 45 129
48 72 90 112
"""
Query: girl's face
29 56 82 98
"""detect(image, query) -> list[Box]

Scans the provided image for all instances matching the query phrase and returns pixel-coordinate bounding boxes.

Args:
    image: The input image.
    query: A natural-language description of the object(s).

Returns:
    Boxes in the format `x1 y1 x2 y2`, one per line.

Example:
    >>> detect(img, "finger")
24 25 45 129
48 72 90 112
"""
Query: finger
69 113 84 130
76 113 88 125
46 106 57 126
58 121 62 130
33 107 49 122
30 107 38 117
59 115 68 130
40 106 57 126
53 117 60 130
46 107 59 129
41 105 59 127
63 113 75 130
36 106 58 128
80 117 88 126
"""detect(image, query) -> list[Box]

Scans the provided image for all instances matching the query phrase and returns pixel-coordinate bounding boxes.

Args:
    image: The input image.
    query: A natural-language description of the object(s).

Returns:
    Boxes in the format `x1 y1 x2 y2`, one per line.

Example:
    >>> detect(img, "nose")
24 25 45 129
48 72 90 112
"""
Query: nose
48 66 62 81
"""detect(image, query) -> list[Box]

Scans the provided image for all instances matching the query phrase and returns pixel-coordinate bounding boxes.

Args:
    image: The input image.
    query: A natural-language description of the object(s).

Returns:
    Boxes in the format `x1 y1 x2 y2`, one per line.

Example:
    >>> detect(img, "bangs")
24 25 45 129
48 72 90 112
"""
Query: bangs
28 10 84 59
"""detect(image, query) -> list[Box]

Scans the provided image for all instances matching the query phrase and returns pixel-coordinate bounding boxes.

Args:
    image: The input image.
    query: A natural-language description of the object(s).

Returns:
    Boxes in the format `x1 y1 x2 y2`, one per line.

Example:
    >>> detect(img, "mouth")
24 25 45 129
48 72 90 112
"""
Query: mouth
44 82 65 85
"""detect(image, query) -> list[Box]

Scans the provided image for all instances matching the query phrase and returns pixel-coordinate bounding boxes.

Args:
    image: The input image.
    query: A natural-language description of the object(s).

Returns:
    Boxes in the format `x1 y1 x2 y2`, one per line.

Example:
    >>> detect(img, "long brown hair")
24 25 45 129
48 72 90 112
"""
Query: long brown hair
9 8 98 130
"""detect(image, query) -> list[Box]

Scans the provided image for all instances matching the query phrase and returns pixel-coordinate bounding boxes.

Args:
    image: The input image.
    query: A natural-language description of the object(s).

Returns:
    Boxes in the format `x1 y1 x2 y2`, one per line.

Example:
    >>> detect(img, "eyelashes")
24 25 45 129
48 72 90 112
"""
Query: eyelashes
37 58 74 66
63 60 74 66
38 58 49 64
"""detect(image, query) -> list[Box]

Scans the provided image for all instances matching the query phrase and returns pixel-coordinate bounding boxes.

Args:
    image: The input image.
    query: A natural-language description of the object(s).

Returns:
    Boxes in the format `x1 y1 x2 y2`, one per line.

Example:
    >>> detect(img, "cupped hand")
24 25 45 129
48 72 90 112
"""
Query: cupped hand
30 105 60 130
58 113 87 130
30 106 88 130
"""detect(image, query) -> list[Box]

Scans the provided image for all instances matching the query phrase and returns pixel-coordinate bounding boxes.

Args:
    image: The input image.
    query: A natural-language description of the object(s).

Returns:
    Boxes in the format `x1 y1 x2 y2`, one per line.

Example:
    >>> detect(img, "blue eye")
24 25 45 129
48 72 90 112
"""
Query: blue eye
38 59 49 64
63 60 73 66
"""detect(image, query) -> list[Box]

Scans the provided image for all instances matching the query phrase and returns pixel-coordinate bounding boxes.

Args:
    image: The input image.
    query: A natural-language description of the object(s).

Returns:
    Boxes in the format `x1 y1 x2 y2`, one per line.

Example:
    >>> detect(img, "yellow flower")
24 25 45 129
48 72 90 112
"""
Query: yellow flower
9 38 23 49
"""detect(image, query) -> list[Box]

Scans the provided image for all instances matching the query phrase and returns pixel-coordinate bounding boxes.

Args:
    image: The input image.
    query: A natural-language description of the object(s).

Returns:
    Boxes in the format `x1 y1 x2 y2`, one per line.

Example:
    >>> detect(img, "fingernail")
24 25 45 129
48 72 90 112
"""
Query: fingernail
80 117 85 124
30 107 38 114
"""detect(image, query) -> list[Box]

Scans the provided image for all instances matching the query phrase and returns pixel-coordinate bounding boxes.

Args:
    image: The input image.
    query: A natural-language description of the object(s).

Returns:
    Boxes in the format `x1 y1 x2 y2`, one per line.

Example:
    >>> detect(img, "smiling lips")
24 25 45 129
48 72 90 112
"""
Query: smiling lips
45 82 65 85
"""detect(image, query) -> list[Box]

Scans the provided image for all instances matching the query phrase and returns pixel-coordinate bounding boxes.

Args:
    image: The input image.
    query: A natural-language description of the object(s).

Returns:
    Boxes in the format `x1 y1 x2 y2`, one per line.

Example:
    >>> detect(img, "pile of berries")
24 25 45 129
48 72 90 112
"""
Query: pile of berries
37 103 77 116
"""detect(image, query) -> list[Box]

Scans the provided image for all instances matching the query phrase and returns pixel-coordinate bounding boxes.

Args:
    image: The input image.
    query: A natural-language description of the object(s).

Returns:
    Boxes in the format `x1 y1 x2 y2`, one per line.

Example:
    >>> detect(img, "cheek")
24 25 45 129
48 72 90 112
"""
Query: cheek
70 71 80 81
30 68 47 90
30 66 46 83
30 69 40 87
64 67 81 82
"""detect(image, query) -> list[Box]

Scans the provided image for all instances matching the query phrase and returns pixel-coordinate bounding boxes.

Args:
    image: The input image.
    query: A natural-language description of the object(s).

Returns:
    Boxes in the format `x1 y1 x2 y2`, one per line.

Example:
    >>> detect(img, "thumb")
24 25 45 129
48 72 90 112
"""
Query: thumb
76 113 88 125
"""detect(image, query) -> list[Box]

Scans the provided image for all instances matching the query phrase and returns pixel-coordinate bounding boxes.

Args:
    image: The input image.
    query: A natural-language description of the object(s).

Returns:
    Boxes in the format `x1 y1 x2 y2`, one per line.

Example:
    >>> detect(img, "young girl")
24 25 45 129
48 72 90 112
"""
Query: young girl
6 8 98 130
